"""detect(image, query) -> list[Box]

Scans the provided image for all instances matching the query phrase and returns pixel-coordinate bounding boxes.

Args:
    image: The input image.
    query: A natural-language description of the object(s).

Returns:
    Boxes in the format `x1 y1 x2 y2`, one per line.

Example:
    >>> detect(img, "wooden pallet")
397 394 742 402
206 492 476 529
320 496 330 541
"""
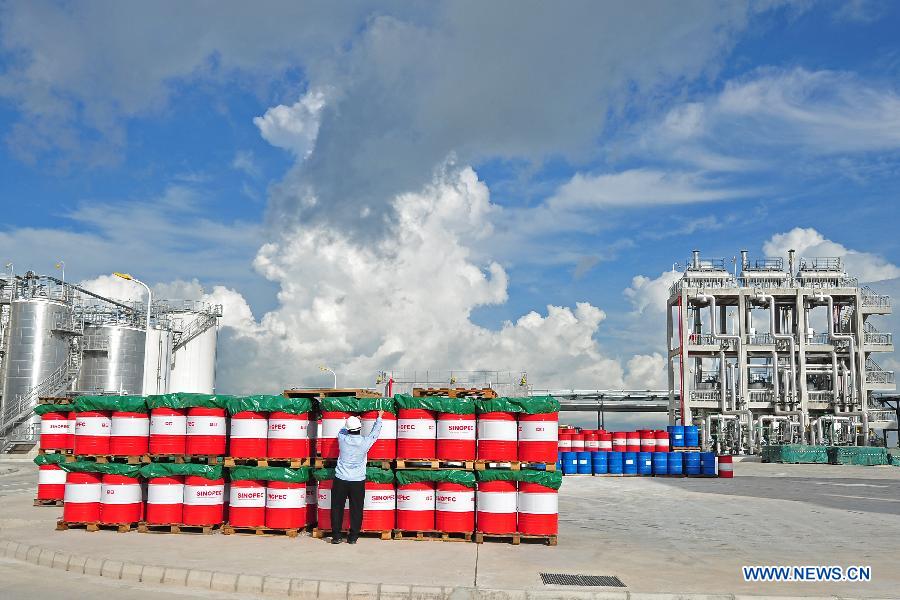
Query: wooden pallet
140 454 222 464
392 529 472 542
222 525 301 537
283 388 381 400
136 522 221 534
72 454 143 464
474 532 557 546
474 460 557 472
34 498 64 507
223 457 312 468
311 528 392 541
672 447 702 452
394 459 474 470
37 396 74 405
56 520 138 533
37 448 73 456
412 387 497 399
313 457 392 470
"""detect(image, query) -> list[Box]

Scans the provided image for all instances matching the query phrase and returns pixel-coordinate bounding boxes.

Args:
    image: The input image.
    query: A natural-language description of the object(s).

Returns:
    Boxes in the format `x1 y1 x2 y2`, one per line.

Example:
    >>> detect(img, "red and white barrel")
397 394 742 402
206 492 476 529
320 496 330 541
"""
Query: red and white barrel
40 411 72 450
396 481 435 531
362 481 396 531
397 408 437 460
305 481 317 525
110 411 150 456
182 476 225 525
639 430 656 453
654 429 669 452
185 407 227 455
63 471 101 522
68 411 77 448
437 413 476 461
73 410 111 455
518 413 558 464
362 410 397 460
318 411 350 458
612 431 627 451
570 432 585 453
476 480 517 534
149 407 187 454
37 464 66 501
266 481 306 529
517 482 558 535
718 455 733 478
598 431 612 451
476 412 517 462
316 479 349 531
145 476 184 524
435 482 475 533
558 432 573 453
228 479 266 527
625 431 640 452
99 474 143 524
267 411 310 459
585 433 599 453
229 411 268 458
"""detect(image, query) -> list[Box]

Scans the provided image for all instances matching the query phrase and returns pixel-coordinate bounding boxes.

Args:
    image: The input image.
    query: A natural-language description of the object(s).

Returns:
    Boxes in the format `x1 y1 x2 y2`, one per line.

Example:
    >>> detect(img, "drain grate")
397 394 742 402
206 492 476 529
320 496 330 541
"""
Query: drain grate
540 573 626 587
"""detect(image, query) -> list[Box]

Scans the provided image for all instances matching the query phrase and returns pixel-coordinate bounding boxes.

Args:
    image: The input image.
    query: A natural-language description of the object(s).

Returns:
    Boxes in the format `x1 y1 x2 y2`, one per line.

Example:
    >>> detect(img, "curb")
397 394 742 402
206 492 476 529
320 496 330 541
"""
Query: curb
0 538 887 600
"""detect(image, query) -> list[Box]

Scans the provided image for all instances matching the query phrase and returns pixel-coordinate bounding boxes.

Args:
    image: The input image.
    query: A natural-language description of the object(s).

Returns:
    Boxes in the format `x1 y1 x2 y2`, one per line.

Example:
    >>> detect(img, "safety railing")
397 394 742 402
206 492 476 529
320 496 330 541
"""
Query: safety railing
861 286 891 309
747 334 776 345
690 390 721 402
800 257 842 272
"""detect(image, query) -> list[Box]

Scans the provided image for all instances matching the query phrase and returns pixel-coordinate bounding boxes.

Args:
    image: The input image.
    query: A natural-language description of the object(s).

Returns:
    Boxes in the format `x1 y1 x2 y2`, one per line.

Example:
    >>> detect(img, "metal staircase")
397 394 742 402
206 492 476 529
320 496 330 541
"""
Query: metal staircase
172 312 217 351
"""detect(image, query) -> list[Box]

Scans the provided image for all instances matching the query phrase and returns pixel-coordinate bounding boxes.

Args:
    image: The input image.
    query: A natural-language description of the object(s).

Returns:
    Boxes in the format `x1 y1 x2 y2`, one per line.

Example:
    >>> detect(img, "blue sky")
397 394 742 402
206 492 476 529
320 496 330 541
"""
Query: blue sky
1 1 899 396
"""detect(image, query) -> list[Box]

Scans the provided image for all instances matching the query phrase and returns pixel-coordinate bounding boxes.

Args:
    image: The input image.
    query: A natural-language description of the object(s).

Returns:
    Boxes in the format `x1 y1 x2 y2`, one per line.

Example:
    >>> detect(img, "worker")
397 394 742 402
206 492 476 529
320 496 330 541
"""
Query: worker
331 409 383 544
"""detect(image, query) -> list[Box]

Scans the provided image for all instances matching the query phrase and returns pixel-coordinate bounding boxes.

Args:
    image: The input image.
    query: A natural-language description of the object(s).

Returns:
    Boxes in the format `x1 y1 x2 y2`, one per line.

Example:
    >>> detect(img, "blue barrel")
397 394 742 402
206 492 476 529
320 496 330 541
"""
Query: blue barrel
684 425 699 447
556 452 563 472
652 451 668 475
623 452 638 475
608 451 623 474
667 425 685 447
592 451 608 475
638 451 653 475
684 452 701 476
562 451 578 475
667 451 683 475
700 452 717 476
577 451 592 474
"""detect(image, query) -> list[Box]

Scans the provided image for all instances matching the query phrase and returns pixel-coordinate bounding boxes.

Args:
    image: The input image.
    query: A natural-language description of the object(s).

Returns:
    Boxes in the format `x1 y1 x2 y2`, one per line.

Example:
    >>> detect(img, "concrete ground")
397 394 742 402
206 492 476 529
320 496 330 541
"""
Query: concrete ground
1 458 899 599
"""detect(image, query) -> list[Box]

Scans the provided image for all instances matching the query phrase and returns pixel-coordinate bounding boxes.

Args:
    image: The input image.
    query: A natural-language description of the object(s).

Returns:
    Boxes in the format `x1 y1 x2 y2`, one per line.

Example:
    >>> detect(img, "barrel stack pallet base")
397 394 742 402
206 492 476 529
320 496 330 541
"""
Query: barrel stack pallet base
412 387 498 399
140 454 222 465
33 498 64 507
314 457 393 470
474 461 557 472
394 459 474 471
591 473 622 477
392 529 472 542
672 447 701 452
137 522 222 535
69 454 145 464
283 388 381 400
56 520 138 533
311 528 392 541
37 448 73 456
37 396 73 405
222 525 301 537
223 457 312 468
474 532 557 546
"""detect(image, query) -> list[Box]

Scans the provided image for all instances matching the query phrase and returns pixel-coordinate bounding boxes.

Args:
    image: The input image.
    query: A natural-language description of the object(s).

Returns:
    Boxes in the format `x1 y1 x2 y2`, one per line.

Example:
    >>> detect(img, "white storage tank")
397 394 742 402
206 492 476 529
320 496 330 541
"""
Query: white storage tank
169 314 217 394
143 326 173 395
76 324 146 395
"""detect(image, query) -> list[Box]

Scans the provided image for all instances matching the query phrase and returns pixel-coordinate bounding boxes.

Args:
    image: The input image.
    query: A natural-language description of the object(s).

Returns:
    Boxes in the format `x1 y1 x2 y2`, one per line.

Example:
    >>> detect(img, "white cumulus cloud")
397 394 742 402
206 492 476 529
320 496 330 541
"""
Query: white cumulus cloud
253 88 328 158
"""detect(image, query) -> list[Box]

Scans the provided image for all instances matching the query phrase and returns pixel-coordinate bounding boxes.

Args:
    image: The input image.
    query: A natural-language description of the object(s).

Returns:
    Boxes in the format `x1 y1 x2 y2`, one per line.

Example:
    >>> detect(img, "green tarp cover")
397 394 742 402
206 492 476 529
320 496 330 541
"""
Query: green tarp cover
138 462 224 480
225 395 313 415
58 460 141 477
476 469 563 490
393 469 477 488
762 444 829 464
33 404 75 415
74 395 147 413
475 396 560 415
827 446 889 466
33 453 68 466
891 455 900 467
146 393 234 410
317 396 396 414
228 466 310 483
393 394 475 414
312 467 394 483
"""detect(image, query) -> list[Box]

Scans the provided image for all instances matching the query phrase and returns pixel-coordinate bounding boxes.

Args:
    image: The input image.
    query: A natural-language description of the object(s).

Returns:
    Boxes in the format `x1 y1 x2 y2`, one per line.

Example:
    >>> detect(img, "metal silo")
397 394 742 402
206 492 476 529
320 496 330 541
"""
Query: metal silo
76 324 146 395
169 313 218 394
143 326 173 395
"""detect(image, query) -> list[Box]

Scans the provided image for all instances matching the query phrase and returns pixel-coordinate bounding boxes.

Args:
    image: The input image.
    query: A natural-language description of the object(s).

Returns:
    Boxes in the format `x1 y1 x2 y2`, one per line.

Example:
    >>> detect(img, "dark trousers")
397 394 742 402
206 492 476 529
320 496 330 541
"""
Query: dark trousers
331 477 364 539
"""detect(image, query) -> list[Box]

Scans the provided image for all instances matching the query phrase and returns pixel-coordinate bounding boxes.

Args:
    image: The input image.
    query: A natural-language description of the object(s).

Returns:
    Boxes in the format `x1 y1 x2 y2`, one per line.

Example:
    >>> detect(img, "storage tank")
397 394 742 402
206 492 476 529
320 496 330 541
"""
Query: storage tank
142 326 173 395
1 298 73 423
76 324 146 395
169 316 217 394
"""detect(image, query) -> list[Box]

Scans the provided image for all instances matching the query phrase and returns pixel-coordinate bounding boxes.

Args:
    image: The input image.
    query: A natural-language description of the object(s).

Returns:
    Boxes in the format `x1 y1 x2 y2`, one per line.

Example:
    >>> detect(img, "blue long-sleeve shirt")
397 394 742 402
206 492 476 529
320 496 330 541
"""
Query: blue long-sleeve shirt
335 417 382 482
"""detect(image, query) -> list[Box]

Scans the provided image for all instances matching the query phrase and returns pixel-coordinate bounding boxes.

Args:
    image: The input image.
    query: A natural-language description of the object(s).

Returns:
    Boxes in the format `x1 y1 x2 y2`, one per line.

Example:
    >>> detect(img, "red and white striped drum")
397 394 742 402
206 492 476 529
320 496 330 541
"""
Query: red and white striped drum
63 471 102 522
437 413 476 461
229 411 268 458
223 481 230 523
40 411 72 450
267 411 310 459
585 433 599 452
476 480 517 534
110 411 150 456
266 481 306 529
362 481 396 531
99 473 143 524
517 482 558 535
639 429 656 453
185 407 227 455
435 482 475 533
396 481 435 531
612 431 626 451
316 479 349 531
145 476 184 524
654 429 669 452
362 410 397 460
558 432 573 452
570 433 585 453
37 464 66 501
228 479 266 527
398 408 437 460
149 407 187 454
74 410 111 455
68 411 77 448
718 455 733 478
625 431 640 452
476 412 517 461
182 476 225 525
305 481 317 525
318 411 350 458
518 413 558 463
598 431 612 451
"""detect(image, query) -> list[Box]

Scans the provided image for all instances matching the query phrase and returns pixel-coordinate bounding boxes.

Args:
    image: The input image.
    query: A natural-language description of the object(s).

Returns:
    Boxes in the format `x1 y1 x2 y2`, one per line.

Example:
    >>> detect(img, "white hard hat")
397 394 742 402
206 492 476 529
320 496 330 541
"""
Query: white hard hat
345 416 362 431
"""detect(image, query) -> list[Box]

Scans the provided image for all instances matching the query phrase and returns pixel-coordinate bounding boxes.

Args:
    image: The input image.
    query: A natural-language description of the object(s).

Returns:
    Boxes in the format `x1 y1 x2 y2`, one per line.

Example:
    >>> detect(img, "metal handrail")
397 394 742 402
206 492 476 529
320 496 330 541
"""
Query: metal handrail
865 332 893 346
172 313 218 351
747 334 775 345
861 286 891 308
799 257 842 272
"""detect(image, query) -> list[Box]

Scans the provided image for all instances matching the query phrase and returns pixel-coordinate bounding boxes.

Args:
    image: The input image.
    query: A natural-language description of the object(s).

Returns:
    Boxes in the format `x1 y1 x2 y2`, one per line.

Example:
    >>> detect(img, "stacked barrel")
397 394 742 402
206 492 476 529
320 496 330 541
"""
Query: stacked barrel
316 396 396 462
224 395 315 462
